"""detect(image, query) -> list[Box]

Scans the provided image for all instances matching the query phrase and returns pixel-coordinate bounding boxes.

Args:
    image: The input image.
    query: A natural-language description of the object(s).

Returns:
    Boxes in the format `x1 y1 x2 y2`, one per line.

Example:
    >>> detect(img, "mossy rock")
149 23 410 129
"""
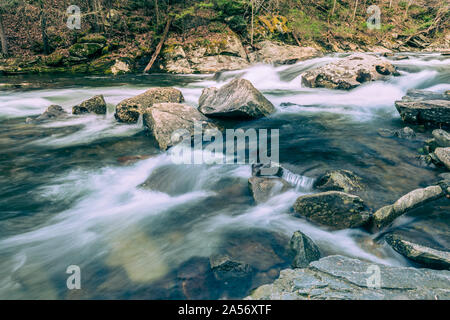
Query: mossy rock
44 52 64 67
69 43 104 58
78 34 107 44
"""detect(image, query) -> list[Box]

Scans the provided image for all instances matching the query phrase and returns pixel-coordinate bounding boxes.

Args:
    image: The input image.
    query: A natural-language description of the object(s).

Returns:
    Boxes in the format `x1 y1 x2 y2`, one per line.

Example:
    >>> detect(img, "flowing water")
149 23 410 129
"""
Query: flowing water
0 53 449 299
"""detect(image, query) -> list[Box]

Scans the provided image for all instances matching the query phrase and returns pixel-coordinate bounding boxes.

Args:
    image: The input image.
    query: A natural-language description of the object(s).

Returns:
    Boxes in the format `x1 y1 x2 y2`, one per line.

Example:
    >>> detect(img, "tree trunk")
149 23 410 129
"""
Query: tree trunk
154 0 160 27
250 0 254 46
144 15 173 73
351 0 359 22
331 0 337 16
0 14 8 56
40 9 50 54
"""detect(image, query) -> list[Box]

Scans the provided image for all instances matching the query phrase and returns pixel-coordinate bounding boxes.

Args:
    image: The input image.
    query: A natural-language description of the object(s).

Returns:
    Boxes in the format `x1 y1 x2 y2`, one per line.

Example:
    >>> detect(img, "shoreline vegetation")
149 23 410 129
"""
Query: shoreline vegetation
0 0 448 76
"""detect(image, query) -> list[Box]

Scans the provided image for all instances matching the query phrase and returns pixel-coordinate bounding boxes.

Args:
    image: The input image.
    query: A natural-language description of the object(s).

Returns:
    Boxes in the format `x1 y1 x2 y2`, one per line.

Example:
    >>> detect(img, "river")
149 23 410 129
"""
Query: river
0 52 449 299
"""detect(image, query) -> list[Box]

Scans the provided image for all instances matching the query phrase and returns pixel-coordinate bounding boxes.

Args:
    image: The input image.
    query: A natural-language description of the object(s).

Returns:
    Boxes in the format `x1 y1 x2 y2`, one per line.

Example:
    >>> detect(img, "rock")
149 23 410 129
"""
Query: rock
209 254 252 281
394 127 416 139
78 34 107 44
162 25 250 74
433 148 450 170
301 53 399 90
314 169 363 193
373 185 444 229
251 163 283 177
248 176 291 204
438 172 450 182
198 78 275 119
72 95 107 115
289 231 321 268
43 52 64 67
386 234 450 270
143 102 218 150
377 127 416 139
433 129 450 147
35 105 68 122
395 90 450 126
69 43 104 58
293 191 371 230
247 255 450 300
249 41 321 65
111 59 131 75
115 87 184 123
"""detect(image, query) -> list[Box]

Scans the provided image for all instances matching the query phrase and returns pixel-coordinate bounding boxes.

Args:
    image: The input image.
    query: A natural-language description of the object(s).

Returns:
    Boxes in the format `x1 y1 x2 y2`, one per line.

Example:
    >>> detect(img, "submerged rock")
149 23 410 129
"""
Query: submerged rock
247 255 450 300
395 90 450 126
301 53 398 90
386 233 450 270
198 78 275 119
289 231 321 268
33 105 67 122
72 95 107 115
314 169 363 194
143 102 218 150
209 254 252 281
248 176 291 204
249 41 321 65
115 87 184 123
293 191 371 230
373 185 444 229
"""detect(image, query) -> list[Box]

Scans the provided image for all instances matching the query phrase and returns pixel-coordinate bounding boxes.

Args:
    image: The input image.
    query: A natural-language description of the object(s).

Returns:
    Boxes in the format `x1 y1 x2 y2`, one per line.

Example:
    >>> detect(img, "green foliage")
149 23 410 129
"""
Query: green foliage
225 15 247 34
287 9 326 41
213 0 247 17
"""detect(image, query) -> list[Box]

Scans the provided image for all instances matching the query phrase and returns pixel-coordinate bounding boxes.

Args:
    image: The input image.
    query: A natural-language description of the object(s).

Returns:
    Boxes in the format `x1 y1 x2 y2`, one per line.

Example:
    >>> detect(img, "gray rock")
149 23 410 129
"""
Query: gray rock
394 127 416 139
199 79 275 119
386 234 450 270
248 176 291 204
249 41 321 65
289 231 321 268
247 255 450 300
433 147 450 170
395 90 450 126
115 87 184 123
293 191 371 230
35 105 67 122
433 129 450 147
314 169 363 194
373 185 444 229
143 102 218 150
162 29 250 74
302 53 399 90
72 95 107 115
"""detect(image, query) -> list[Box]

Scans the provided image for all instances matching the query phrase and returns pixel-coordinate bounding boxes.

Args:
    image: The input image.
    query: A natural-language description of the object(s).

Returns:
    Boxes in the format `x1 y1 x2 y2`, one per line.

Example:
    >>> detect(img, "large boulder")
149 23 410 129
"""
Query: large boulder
248 176 291 204
386 234 450 270
115 87 184 123
372 185 444 229
249 41 321 65
395 90 450 126
72 95 107 115
198 78 275 119
301 53 399 90
314 169 363 194
289 231 321 268
247 255 450 300
293 191 371 230
143 102 218 150
161 25 250 74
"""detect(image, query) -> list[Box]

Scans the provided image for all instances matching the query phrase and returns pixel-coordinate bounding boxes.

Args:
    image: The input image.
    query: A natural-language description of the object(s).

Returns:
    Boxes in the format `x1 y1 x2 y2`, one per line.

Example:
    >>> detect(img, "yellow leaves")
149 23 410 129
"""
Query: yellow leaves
257 15 289 34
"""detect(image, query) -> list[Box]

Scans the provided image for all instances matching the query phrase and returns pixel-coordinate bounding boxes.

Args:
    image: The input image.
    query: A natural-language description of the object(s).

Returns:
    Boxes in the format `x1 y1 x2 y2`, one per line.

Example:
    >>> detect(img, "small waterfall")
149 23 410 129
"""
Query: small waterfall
136 114 144 127
282 169 315 192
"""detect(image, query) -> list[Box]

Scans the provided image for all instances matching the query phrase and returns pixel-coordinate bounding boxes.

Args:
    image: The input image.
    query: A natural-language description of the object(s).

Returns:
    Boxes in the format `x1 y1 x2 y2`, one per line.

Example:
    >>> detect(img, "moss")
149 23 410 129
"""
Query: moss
69 43 104 58
78 34 107 44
